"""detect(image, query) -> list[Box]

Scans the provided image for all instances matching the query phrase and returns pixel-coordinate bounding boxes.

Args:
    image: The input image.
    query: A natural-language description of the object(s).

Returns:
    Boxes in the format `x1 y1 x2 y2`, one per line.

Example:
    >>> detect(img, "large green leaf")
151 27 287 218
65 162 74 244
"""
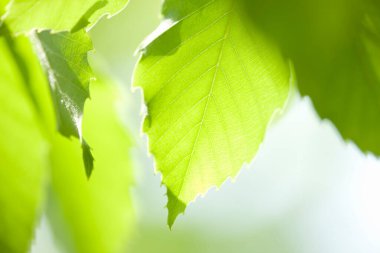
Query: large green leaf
30 30 94 177
3 0 129 33
245 0 380 155
133 0 290 227
47 79 134 253
0 31 47 253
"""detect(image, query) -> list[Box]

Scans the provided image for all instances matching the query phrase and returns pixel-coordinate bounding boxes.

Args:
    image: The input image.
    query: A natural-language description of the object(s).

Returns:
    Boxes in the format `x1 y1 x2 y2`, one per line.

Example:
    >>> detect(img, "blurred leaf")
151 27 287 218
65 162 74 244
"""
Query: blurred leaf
0 0 8 16
245 0 380 155
0 1 134 251
0 31 47 253
30 30 94 177
128 224 293 253
47 79 135 253
0 25 135 252
3 0 129 33
134 0 290 227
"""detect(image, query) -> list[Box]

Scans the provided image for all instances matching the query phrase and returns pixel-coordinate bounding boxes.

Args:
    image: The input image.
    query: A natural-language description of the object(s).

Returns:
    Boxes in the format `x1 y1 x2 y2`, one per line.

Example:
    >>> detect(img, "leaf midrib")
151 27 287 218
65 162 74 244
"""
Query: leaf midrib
174 3 235 201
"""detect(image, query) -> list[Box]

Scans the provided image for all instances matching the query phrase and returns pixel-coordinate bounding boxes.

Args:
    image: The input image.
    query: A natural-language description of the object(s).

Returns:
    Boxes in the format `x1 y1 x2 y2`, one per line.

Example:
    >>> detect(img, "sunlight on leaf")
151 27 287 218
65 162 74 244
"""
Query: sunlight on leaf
0 0 8 16
4 0 129 33
134 0 290 227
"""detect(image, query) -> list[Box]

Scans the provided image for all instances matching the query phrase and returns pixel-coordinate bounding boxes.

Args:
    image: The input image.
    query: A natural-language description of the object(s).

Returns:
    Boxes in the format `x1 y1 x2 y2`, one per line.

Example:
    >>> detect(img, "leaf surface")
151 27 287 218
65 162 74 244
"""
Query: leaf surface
0 0 8 16
4 0 129 33
134 0 290 226
30 30 94 177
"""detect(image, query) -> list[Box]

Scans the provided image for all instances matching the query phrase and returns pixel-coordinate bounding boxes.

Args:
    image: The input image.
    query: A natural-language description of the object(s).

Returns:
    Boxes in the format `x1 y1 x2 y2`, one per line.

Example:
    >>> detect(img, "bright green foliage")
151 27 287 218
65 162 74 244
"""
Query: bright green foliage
0 32 47 253
0 0 8 16
134 0 290 227
2 0 130 175
245 0 380 155
4 1 97 33
47 79 134 253
30 30 95 176
0 23 135 252
2 0 380 249
3 0 129 33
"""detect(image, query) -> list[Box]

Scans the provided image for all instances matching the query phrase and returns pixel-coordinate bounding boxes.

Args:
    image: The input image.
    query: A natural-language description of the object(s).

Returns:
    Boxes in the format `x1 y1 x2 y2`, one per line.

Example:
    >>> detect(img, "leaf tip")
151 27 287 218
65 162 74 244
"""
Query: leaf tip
166 188 186 229
82 140 94 178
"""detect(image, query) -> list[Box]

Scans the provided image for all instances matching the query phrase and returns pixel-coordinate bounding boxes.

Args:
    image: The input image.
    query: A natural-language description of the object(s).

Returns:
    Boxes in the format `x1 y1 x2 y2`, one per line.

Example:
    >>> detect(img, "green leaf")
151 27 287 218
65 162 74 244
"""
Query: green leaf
0 24 134 252
30 30 94 177
3 0 129 33
0 31 47 253
133 0 290 227
0 0 8 16
47 79 134 253
3 0 130 174
245 0 380 155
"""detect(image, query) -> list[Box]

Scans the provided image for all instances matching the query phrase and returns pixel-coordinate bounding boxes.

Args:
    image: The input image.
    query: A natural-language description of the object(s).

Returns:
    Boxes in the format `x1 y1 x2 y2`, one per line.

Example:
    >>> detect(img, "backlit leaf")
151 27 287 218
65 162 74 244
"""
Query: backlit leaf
4 0 129 33
0 0 8 16
133 0 290 227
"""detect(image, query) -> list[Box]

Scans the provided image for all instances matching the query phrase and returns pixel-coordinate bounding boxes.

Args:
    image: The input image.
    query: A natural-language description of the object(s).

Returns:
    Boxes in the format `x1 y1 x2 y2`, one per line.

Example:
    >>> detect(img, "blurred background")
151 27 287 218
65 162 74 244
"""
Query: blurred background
31 0 380 252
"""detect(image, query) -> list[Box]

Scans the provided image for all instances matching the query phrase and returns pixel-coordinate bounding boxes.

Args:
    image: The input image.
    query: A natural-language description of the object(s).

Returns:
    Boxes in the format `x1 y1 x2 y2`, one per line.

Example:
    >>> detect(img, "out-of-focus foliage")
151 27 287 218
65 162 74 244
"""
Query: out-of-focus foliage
0 30 47 253
30 31 94 177
47 79 135 253
244 0 380 155
0 23 134 252
0 0 7 16
134 0 290 227
128 225 293 253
